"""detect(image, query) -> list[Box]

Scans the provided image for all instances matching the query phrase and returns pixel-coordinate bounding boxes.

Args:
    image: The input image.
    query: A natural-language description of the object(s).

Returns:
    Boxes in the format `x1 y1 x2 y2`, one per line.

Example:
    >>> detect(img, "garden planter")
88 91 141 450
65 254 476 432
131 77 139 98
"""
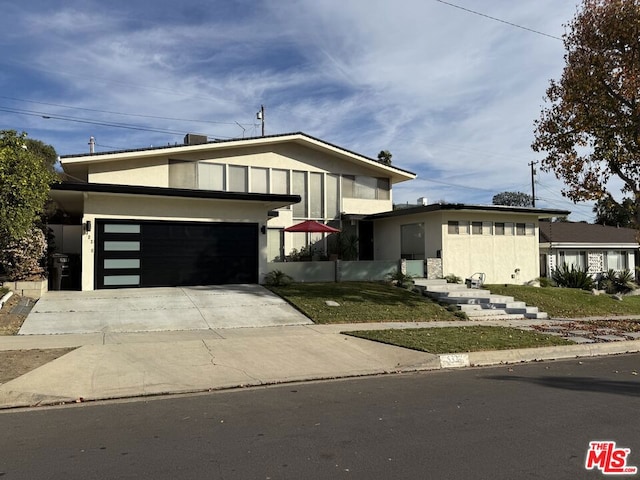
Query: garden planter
2 278 48 299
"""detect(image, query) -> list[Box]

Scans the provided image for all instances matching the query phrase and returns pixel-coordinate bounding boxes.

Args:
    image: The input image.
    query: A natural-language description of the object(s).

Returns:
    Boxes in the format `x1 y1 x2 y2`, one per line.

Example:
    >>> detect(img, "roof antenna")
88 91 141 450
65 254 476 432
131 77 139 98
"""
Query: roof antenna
89 136 95 154
256 105 265 136
235 121 246 138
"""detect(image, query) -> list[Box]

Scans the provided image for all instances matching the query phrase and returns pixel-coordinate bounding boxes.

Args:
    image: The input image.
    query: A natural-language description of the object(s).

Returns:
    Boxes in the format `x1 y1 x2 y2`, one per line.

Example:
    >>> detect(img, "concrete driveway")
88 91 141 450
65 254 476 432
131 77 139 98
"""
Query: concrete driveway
18 285 312 335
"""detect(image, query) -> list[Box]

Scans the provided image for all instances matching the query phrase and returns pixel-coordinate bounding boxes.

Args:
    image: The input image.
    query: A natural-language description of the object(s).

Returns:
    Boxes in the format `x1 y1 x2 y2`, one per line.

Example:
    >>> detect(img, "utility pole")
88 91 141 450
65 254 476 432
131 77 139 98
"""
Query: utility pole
256 105 265 137
528 160 538 207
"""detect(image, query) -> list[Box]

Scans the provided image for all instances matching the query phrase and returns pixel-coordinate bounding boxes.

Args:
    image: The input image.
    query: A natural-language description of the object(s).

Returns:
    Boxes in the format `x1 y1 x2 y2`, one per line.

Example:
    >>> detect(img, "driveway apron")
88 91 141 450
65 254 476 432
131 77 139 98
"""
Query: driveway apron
18 285 312 335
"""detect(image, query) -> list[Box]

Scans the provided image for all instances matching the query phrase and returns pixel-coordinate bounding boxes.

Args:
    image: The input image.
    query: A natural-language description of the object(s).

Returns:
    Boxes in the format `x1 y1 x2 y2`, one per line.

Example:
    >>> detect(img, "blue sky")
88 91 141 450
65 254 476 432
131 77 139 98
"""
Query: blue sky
1 0 599 220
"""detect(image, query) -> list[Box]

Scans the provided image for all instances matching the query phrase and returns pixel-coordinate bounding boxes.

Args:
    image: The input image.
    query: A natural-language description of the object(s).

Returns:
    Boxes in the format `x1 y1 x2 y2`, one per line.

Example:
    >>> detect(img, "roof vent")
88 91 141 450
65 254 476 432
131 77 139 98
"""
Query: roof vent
417 197 428 206
184 134 208 145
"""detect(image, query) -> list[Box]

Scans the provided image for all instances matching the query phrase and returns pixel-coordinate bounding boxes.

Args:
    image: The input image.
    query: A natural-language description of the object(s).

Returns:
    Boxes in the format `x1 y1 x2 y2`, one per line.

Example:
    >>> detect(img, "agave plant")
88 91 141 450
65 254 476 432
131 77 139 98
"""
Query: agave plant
551 263 594 290
600 269 636 294
263 270 293 287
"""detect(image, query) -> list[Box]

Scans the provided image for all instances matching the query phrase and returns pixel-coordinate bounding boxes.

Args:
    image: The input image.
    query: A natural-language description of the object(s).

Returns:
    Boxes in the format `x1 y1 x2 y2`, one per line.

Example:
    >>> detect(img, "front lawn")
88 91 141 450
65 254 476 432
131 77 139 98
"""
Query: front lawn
345 326 573 354
485 284 640 318
268 282 460 323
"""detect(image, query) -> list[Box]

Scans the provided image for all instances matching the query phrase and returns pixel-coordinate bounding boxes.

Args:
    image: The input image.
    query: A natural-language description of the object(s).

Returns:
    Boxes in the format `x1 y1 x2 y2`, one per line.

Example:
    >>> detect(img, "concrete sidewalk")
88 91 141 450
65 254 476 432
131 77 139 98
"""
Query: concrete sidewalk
0 321 639 409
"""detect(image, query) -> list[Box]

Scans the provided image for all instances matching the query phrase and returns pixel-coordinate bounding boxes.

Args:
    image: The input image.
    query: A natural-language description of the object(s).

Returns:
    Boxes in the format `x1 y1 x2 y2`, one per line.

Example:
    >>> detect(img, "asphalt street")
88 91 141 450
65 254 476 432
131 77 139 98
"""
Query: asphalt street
0 353 638 479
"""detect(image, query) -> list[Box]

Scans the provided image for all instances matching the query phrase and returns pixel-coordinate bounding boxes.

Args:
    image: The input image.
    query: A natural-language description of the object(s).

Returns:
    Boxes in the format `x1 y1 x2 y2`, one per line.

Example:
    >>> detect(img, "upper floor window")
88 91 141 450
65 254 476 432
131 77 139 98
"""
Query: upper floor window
199 163 225 191
169 160 196 189
251 167 269 194
228 165 248 192
342 175 390 200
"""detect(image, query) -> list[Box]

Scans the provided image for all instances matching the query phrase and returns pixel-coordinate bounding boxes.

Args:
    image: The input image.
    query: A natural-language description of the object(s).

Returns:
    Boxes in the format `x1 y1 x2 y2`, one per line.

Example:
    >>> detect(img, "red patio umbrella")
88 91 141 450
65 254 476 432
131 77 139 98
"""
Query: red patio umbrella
284 220 340 233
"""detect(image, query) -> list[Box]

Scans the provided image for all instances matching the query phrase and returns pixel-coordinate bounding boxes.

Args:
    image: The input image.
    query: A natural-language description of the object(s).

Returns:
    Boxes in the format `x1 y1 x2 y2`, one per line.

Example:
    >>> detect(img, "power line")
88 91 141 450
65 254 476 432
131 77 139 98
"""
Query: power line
434 0 562 41
0 105 231 138
0 95 253 127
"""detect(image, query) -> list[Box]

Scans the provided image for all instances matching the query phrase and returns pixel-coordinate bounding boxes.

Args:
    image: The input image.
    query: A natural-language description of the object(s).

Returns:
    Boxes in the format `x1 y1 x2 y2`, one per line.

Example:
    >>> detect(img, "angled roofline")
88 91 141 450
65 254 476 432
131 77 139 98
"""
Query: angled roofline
364 203 570 220
51 181 301 204
59 131 416 179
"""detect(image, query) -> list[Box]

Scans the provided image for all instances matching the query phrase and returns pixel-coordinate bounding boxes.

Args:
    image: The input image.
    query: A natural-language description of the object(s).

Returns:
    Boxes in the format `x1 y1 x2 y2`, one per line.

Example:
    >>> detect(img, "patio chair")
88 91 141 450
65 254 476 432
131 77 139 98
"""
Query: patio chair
465 272 486 289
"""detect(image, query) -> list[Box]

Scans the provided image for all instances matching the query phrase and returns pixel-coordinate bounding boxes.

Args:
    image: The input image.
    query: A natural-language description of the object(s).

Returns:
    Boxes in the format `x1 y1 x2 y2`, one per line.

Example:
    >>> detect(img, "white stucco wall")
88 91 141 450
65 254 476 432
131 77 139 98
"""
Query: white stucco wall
79 143 396 221
372 210 541 285
442 212 539 284
80 193 274 291
88 158 168 187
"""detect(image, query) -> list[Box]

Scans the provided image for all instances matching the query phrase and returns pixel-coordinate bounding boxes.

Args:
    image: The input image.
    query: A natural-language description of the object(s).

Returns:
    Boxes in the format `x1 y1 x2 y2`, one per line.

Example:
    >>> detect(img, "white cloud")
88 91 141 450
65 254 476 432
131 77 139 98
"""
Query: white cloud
0 0 595 219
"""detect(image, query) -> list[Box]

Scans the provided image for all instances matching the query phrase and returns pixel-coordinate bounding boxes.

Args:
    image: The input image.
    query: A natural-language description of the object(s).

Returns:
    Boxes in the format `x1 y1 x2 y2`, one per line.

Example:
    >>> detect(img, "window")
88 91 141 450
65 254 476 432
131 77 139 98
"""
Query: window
228 165 248 192
342 175 390 200
169 160 196 189
251 167 269 194
472 222 482 235
292 171 307 217
482 222 493 235
448 221 459 234
326 174 339 219
271 169 289 194
309 172 323 218
525 223 535 236
495 223 505 235
458 221 469 234
504 222 514 235
354 176 377 199
198 163 225 191
559 250 587 270
377 178 390 200
401 223 425 260
516 223 526 236
606 251 628 270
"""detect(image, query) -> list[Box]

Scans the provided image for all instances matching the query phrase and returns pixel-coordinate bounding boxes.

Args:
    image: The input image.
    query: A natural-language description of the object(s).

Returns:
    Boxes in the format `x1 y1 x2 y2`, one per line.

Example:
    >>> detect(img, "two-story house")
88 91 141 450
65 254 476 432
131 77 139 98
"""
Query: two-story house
50 132 416 290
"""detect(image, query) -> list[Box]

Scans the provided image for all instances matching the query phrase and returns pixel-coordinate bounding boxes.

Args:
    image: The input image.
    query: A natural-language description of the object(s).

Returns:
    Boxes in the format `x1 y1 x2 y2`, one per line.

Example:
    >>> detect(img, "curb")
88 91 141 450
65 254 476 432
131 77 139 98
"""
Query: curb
438 339 640 368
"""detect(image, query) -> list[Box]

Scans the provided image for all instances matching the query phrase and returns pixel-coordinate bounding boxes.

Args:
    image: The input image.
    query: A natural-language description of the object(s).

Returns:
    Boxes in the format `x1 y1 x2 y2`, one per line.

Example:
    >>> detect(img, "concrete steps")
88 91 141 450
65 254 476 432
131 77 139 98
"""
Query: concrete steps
413 279 548 320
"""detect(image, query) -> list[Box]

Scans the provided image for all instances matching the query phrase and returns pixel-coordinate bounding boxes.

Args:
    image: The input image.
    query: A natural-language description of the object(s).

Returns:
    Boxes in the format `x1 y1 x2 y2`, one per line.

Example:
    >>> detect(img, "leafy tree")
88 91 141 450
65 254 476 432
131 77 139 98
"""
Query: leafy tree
0 131 58 279
492 191 533 207
532 0 640 228
593 196 635 226
0 130 57 239
377 150 392 165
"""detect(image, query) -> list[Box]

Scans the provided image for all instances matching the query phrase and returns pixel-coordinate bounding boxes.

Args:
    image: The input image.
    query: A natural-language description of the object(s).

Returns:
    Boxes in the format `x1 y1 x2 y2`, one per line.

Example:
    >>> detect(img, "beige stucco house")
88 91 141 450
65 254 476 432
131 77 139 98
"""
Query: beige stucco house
50 132 416 290
365 203 569 285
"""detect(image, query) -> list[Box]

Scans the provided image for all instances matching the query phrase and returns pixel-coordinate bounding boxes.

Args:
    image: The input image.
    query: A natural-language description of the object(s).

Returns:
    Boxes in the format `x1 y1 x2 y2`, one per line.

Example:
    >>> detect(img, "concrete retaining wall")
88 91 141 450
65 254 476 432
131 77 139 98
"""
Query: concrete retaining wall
265 260 401 283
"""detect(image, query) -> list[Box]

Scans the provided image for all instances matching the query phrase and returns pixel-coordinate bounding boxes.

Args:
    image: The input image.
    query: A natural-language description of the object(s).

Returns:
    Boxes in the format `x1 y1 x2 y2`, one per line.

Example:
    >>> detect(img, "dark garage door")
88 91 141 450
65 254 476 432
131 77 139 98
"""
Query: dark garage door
96 220 259 288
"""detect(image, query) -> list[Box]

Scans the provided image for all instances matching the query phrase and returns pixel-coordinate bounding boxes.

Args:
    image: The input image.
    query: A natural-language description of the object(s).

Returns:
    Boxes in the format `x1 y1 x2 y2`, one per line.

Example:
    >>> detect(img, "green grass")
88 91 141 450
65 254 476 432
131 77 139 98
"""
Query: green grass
485 284 640 318
268 282 460 323
346 326 573 354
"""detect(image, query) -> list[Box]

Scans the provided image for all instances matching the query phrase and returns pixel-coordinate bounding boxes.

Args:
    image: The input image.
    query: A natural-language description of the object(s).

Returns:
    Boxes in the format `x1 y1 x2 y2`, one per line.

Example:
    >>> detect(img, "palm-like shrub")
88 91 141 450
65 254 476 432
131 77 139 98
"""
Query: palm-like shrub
599 269 636 294
263 270 293 286
551 263 594 290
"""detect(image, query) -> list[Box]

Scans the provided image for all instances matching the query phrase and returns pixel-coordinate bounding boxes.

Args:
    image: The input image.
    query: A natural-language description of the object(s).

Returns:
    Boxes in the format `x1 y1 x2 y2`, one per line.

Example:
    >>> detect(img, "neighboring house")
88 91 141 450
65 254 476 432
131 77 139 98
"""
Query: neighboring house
365 203 569 285
539 221 639 278
50 132 415 290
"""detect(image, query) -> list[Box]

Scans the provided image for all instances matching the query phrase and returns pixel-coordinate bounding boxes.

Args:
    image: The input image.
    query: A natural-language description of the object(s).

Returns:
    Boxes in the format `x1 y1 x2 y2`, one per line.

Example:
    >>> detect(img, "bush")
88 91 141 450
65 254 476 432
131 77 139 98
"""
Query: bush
537 276 554 288
551 263 594 290
387 270 414 289
444 274 462 284
263 270 293 287
0 227 46 281
599 269 636 294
